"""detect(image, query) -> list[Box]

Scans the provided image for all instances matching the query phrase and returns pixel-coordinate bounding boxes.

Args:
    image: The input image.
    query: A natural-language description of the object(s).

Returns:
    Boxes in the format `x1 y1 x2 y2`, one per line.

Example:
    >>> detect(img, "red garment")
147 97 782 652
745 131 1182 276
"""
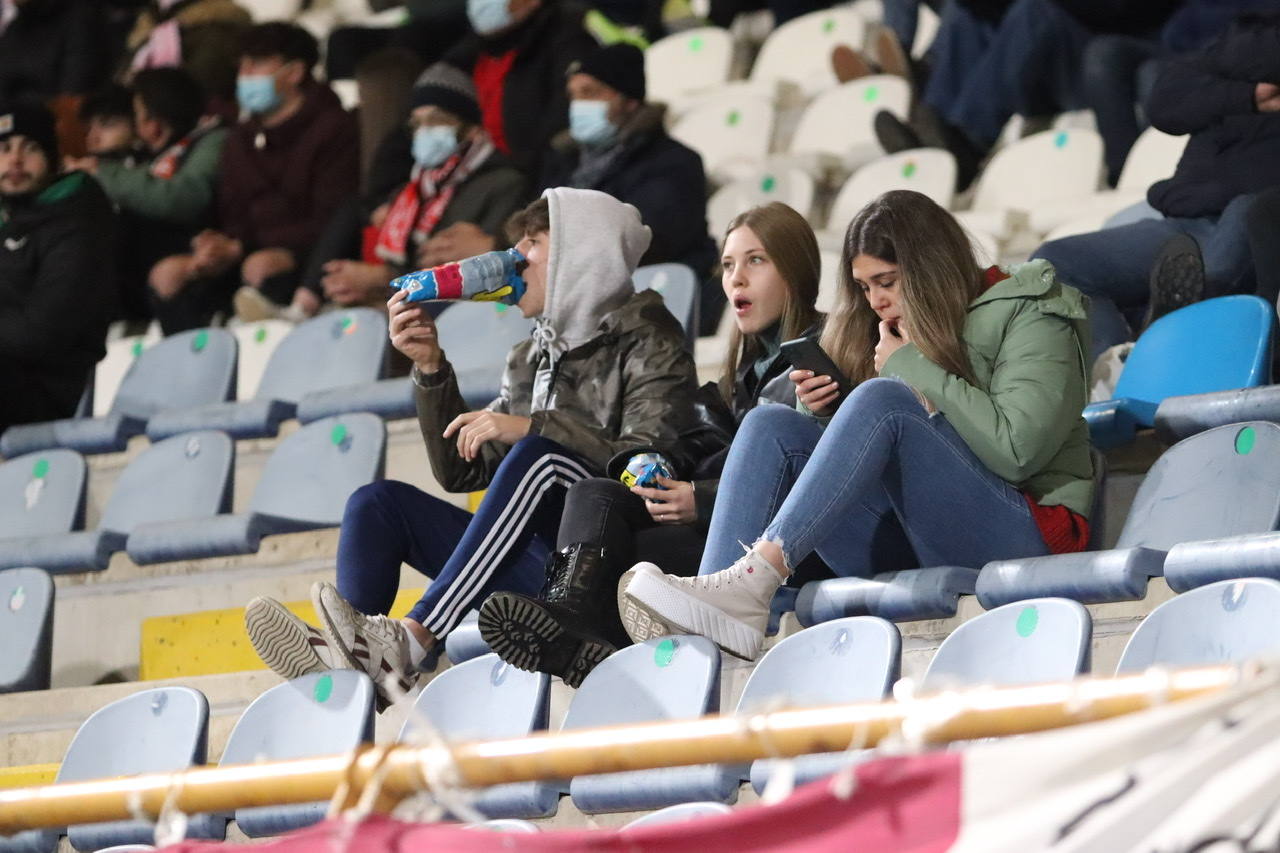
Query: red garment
981 266 1090 555
472 49 517 155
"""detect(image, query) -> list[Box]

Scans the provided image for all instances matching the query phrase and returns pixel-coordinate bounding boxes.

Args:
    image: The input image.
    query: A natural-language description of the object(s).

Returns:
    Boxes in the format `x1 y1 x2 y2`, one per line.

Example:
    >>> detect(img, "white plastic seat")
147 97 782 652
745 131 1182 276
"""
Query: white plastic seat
817 148 956 248
231 320 294 403
242 0 305 22
817 249 842 313
750 8 868 98
92 332 159 418
671 90 776 183
780 76 911 177
646 27 734 104
706 167 816 237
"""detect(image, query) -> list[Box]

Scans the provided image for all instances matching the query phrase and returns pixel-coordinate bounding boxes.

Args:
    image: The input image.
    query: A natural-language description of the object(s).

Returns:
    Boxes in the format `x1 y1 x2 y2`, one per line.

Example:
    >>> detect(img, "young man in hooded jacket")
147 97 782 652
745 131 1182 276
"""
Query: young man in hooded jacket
245 187 699 707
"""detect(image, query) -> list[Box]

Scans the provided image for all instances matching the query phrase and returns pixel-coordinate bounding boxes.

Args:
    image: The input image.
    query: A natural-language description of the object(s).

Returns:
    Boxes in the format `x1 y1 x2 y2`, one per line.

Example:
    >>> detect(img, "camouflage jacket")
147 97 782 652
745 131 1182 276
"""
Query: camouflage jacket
413 289 699 493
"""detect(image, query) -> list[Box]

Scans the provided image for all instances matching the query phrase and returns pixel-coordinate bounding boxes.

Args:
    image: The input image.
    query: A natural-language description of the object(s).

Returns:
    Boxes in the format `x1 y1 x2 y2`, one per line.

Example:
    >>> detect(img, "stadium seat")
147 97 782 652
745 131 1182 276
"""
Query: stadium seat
0 687 209 853
670 89 775 183
634 263 699 348
817 148 957 250
921 598 1092 691
795 566 980 626
1085 296 1273 450
295 377 416 425
977 422 1280 607
706 167 816 239
1154 385 1280 446
816 248 842 312
231 320 294 402
739 617 900 793
146 310 387 441
957 129 1104 243
400 654 558 819
621 802 735 830
0 567 54 693
0 329 237 457
565 636 739 813
1115 578 1280 672
749 8 868 98
646 27 734 104
431 302 534 408
781 76 911 177
91 333 160 418
123 415 384 564
196 671 374 838
444 610 492 665
0 431 234 574
0 450 87 542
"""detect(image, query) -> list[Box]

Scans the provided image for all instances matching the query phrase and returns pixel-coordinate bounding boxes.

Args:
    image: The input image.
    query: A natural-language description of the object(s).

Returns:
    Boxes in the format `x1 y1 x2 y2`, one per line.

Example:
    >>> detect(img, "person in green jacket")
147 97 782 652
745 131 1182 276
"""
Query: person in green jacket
617 189 1096 661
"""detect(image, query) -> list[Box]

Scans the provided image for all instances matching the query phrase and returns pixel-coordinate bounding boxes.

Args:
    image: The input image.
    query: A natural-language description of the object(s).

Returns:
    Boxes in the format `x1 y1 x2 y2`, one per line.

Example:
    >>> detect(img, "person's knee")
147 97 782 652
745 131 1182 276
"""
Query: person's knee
738 401 809 438
343 480 409 526
505 434 567 464
569 477 630 501
241 248 296 289
149 255 194 301
844 377 919 414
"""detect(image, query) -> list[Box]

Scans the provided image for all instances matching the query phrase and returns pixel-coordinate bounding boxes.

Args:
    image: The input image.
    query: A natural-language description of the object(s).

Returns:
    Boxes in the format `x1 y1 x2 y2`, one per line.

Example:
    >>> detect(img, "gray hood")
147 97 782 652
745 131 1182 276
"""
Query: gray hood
534 187 652 361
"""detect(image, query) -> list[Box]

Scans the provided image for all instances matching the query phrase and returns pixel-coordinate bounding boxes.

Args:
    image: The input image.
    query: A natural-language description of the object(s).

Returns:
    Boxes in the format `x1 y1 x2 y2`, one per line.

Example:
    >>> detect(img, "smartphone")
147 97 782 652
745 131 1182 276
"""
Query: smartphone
780 338 852 394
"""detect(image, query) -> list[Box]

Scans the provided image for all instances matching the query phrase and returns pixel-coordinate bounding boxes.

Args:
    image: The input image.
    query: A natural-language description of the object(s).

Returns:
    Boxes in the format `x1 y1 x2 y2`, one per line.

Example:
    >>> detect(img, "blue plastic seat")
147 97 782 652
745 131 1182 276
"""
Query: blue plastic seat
0 329 237 457
0 687 209 853
125 415 385 564
0 431 234 574
1116 578 1280 673
0 450 87 542
738 617 900 794
621 802 734 830
191 671 374 838
634 263 699 349
795 566 979 627
977 422 1280 607
565 635 738 814
400 654 558 819
1084 296 1273 449
0 568 54 693
443 610 492 665
146 310 388 441
921 598 1092 691
423 302 534 408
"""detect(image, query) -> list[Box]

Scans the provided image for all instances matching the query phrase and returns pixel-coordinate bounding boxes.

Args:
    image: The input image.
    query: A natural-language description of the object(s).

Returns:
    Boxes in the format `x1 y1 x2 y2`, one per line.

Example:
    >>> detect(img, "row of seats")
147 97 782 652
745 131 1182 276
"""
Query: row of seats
10 573 1278 850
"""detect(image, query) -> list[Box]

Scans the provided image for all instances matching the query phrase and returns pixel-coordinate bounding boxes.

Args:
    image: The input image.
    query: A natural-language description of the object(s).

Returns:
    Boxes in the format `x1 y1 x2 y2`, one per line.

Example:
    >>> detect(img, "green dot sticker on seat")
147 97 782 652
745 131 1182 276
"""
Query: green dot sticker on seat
1236 426 1256 455
331 423 348 447
192 330 208 352
689 36 704 52
863 86 879 103
131 339 144 358
902 160 917 178
341 315 356 335
313 674 333 703
1016 605 1039 637
654 638 678 667
822 17 835 33
1054 131 1069 149
255 326 268 343
727 110 741 126
9 586 24 612
761 175 776 192
31 458 48 479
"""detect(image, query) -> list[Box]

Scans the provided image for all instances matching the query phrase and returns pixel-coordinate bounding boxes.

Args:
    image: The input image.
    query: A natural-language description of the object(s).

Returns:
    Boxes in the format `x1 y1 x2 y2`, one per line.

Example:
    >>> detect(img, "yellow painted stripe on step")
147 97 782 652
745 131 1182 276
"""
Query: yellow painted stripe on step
468 490 485 512
139 588 426 680
0 763 58 789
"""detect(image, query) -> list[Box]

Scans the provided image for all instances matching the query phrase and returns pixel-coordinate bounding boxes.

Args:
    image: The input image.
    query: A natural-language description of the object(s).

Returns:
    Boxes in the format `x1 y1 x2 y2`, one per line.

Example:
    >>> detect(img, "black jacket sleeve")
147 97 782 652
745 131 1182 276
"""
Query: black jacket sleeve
1146 55 1258 135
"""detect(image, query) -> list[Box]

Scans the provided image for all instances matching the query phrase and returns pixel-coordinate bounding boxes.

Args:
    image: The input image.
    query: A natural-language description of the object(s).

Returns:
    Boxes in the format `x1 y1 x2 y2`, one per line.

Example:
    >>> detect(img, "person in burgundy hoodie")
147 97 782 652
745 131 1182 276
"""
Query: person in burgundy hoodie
150 22 359 332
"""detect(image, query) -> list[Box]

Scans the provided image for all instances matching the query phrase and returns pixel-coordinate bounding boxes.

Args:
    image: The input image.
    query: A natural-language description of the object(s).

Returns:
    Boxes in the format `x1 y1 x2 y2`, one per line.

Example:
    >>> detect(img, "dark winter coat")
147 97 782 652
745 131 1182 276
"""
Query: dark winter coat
0 0 103 102
217 83 360 258
0 173 116 430
541 104 719 277
1146 14 1280 218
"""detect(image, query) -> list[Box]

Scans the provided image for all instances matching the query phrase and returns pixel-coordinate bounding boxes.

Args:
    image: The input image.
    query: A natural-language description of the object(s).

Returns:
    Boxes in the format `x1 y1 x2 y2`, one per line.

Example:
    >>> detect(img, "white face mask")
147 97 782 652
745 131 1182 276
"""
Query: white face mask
412 125 459 168
467 0 513 35
569 100 618 147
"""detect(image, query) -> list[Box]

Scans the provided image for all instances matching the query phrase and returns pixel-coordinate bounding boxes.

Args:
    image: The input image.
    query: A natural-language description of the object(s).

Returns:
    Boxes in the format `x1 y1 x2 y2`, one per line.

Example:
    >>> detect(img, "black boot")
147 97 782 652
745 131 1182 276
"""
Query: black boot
477 544 629 688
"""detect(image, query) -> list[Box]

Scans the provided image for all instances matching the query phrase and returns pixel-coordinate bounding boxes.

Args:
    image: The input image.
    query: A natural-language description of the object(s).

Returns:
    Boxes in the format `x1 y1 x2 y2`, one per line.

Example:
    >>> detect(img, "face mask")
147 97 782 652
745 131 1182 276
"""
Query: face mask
467 0 513 35
412 125 459 168
236 74 281 115
569 100 618 148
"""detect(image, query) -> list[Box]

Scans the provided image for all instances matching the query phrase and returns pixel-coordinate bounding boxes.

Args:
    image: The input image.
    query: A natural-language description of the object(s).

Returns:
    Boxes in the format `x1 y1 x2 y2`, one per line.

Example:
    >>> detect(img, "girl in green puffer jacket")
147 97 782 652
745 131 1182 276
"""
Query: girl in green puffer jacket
618 189 1096 661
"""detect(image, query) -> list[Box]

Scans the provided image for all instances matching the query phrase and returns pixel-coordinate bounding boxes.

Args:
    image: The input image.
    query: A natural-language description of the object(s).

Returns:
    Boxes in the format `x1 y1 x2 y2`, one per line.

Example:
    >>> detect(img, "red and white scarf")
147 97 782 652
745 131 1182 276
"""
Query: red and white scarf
375 133 495 266
150 115 220 180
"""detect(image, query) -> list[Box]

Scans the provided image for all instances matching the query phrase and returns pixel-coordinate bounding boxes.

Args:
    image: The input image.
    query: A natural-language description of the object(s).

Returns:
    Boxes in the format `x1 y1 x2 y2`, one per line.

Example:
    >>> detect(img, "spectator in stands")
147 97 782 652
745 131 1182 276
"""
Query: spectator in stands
262 63 526 322
244 189 699 707
78 86 138 159
875 0 1179 188
442 0 598 181
542 44 717 282
66 69 226 327
0 0 104 105
0 103 116 433
1247 186 1280 308
619 190 1094 660
479 202 823 686
124 0 252 112
1034 13 1280 360
150 22 358 334
325 0 471 82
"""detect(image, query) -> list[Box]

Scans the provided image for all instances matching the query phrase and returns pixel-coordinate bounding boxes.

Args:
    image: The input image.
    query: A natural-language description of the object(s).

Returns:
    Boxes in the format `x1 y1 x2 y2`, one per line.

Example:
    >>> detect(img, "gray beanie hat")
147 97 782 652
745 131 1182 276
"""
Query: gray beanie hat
410 63 481 125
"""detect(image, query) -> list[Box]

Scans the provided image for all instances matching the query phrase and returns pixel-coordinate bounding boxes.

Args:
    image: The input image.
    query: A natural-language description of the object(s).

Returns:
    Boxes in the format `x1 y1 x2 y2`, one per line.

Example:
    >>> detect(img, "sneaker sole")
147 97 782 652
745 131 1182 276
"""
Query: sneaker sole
623 570 764 660
245 598 328 680
617 567 674 645
478 594 615 689
1146 234 1204 328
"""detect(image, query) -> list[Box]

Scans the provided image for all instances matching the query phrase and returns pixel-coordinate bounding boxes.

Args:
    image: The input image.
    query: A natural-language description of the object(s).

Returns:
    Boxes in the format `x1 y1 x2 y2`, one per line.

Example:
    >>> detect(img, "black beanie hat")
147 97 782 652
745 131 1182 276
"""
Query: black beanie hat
568 43 646 101
410 63 482 125
0 103 58 163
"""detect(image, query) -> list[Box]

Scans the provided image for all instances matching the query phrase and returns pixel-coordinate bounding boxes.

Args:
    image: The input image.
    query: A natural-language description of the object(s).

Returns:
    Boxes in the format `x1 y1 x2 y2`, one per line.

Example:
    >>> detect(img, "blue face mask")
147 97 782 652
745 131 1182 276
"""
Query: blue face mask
412 125 459 168
569 100 618 148
237 74 281 115
467 0 513 35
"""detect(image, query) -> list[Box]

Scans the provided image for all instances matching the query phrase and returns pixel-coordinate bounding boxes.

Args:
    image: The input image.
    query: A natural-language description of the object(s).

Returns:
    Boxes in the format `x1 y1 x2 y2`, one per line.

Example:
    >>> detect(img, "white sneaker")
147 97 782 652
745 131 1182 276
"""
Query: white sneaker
311 582 418 709
245 596 341 680
618 552 785 660
232 286 284 323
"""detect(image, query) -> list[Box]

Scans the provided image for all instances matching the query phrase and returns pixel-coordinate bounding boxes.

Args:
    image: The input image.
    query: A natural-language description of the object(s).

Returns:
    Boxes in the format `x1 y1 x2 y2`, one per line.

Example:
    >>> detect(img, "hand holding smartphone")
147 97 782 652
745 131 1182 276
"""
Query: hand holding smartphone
780 337 851 415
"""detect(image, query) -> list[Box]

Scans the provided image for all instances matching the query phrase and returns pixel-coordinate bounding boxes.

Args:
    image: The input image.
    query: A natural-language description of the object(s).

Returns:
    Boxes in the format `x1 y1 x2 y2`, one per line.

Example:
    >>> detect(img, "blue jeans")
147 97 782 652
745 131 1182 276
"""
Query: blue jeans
335 435 594 636
926 0 1092 148
1082 35 1165 186
698 380 1049 577
1033 193 1259 360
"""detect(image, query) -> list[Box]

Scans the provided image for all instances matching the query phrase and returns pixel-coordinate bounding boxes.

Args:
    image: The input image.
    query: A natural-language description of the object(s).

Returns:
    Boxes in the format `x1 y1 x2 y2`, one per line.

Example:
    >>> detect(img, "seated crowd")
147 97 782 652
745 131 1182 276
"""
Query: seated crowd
1 0 1279 709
